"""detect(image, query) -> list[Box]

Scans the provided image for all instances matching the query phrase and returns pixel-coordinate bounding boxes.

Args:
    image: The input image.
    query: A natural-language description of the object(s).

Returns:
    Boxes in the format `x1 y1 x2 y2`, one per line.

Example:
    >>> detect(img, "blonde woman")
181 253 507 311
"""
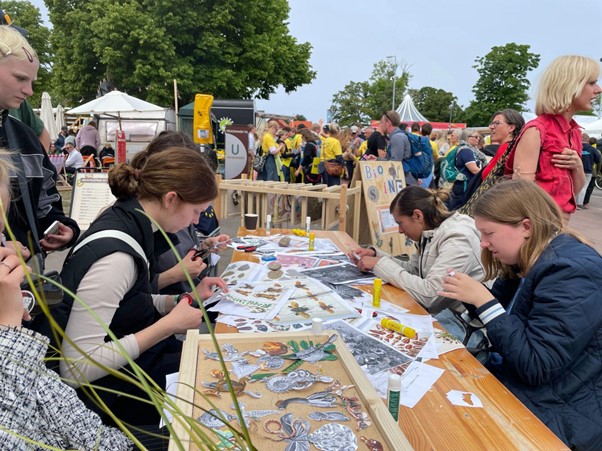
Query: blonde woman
441 180 602 449
506 55 601 223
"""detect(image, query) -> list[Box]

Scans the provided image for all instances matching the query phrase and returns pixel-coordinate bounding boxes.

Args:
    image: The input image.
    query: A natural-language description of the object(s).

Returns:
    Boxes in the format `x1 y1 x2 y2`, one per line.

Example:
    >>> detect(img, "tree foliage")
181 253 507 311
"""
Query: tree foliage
329 59 410 125
2 0 51 106
408 87 464 123
464 43 540 126
46 0 316 106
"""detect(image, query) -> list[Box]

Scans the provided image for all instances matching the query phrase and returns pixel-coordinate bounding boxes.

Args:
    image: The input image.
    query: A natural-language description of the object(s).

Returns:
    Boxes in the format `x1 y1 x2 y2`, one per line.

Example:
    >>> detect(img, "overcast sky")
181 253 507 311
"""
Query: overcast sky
30 0 602 121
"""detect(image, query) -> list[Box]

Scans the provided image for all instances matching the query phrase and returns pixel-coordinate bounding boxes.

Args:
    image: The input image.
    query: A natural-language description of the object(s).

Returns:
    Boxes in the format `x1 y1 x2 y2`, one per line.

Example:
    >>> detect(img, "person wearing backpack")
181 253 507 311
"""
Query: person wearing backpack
446 130 487 210
380 111 417 184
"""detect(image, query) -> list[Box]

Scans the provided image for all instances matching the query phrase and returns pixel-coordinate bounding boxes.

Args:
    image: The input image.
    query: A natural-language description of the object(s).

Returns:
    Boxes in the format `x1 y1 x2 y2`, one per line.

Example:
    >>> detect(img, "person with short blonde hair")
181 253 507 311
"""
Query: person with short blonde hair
441 180 602 449
507 55 602 223
0 25 79 261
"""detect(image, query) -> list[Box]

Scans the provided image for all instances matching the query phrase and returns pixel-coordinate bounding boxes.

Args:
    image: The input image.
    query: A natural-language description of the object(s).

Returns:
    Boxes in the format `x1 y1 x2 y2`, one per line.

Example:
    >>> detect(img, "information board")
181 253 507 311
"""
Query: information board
69 172 116 230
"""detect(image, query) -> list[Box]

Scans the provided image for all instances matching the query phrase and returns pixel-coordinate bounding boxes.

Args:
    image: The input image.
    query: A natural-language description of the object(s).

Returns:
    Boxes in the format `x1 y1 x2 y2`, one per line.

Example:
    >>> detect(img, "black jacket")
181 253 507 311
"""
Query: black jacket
0 111 79 254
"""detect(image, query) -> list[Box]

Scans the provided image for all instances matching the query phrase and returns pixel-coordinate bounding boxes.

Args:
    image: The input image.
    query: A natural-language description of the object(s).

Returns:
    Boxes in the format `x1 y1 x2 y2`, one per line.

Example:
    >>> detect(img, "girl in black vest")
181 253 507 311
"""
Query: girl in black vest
57 147 227 426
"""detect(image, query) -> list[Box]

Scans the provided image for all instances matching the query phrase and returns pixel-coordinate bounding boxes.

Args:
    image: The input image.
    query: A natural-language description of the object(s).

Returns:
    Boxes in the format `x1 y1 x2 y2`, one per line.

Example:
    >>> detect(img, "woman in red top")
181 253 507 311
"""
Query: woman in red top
482 109 524 180
506 55 601 224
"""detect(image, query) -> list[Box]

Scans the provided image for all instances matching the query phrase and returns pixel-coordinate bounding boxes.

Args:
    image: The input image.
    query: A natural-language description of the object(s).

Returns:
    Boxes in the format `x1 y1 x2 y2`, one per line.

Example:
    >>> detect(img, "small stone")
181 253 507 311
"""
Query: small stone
278 236 291 247
268 262 282 271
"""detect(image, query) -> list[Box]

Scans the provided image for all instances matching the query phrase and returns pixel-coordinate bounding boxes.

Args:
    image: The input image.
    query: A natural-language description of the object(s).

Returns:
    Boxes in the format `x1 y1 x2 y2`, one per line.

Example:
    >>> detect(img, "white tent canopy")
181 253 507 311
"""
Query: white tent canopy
583 117 602 138
396 94 428 123
67 90 164 116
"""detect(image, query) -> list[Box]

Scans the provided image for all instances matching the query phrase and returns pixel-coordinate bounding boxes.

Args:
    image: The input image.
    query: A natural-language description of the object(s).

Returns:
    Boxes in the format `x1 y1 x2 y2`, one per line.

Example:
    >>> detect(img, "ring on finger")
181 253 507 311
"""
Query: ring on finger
0 261 11 270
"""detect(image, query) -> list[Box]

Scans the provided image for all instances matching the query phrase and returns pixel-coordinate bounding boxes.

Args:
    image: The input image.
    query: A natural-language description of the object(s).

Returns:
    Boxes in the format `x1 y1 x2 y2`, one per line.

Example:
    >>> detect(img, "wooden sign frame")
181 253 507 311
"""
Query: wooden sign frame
169 330 413 450
351 161 414 256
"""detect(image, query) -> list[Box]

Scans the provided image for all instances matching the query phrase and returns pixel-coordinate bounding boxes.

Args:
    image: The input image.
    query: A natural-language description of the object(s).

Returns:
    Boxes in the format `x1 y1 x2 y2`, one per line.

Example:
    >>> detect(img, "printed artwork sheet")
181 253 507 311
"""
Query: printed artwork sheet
269 279 361 324
208 281 293 320
352 312 438 360
300 262 374 285
216 315 311 333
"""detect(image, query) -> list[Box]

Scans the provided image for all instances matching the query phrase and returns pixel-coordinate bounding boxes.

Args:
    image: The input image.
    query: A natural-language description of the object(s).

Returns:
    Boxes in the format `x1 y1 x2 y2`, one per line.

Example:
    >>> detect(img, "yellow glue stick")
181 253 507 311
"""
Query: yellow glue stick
308 232 315 251
381 318 417 339
373 278 382 308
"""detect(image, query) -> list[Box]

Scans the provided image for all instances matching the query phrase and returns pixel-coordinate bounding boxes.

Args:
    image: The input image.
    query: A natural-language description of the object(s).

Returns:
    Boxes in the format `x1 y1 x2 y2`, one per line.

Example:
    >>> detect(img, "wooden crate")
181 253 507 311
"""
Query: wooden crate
169 331 413 450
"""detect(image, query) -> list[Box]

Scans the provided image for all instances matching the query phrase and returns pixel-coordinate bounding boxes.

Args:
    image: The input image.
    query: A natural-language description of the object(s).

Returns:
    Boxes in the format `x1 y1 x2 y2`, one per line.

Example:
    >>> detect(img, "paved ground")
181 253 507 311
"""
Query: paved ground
46 188 602 273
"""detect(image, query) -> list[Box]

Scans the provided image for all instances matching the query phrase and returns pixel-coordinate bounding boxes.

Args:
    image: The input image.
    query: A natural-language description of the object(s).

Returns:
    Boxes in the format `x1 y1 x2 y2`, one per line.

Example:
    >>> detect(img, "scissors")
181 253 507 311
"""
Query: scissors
236 242 267 253
192 238 233 261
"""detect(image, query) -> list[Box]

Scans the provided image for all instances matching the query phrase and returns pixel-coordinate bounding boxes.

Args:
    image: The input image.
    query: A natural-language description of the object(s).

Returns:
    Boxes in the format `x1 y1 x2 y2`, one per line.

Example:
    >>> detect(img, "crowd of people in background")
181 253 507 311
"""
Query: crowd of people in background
0 14 601 450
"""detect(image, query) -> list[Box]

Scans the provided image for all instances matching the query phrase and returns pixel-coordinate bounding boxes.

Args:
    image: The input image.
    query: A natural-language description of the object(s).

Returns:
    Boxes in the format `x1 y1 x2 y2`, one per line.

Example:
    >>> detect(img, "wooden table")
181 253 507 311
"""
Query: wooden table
215 228 568 450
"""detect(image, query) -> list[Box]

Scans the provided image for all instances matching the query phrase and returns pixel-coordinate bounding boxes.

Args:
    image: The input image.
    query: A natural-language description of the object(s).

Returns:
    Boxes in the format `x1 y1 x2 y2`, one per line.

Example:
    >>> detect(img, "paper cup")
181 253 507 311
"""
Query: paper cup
244 213 258 231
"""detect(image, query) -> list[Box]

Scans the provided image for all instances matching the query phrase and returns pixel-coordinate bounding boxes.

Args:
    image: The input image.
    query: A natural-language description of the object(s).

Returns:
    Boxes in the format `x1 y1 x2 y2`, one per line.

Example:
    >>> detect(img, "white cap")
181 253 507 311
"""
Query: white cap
388 373 401 391
311 317 323 334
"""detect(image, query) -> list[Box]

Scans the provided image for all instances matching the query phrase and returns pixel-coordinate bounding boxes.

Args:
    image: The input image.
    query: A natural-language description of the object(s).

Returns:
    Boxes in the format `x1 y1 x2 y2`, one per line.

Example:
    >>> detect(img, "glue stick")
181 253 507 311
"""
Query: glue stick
381 318 417 339
387 373 401 421
308 232 315 251
372 278 382 308
266 214 272 236
305 216 311 235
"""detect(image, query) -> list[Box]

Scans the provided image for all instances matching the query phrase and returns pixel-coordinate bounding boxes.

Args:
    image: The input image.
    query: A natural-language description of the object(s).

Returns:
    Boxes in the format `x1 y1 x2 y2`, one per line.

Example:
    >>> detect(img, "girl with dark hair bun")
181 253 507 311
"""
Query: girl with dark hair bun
350 185 485 333
133 130 230 296
52 146 227 426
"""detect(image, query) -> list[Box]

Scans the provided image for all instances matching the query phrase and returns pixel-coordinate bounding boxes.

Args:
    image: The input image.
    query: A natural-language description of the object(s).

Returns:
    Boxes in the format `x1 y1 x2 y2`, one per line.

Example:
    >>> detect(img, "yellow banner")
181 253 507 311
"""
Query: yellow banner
193 94 214 144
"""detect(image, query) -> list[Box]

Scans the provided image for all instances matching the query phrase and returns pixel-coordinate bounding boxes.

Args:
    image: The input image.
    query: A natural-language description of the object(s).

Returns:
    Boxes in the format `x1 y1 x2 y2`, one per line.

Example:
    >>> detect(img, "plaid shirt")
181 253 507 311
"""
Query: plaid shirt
0 326 131 450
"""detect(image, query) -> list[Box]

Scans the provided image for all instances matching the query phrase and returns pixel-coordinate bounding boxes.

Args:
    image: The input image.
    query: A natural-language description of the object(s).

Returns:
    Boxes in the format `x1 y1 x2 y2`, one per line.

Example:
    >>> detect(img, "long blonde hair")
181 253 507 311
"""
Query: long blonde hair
536 55 600 115
473 180 573 279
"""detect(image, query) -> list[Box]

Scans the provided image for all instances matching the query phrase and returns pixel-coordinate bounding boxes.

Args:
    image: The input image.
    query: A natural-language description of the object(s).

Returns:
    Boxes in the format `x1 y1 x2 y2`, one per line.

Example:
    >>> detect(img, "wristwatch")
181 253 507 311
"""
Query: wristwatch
175 293 194 306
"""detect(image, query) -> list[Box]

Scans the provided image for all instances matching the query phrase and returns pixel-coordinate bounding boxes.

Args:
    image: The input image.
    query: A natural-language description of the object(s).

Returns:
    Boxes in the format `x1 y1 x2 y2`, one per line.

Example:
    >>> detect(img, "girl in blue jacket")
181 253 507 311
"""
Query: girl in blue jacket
440 180 602 450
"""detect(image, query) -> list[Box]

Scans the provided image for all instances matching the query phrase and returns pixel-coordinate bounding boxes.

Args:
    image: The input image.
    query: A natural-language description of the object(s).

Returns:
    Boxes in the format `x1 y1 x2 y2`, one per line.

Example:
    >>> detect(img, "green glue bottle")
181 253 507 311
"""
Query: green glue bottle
387 373 401 421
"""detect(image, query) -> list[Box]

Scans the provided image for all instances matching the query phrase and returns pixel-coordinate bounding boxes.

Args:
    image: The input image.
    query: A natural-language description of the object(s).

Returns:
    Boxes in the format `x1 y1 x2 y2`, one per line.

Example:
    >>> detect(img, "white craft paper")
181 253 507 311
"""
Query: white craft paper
399 361 444 408
160 372 179 428
446 390 483 408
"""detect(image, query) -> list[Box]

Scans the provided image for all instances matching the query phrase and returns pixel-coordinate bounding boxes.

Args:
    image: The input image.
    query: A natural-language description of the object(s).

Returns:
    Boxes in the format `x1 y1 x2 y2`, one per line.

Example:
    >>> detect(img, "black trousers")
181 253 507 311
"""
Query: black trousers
77 336 183 427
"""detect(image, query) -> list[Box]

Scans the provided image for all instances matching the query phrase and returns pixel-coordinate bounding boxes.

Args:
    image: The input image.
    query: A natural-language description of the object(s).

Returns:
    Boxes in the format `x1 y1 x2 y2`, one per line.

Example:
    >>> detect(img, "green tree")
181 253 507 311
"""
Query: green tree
408 87 464 123
47 0 315 106
330 59 410 125
2 0 52 106
464 43 540 126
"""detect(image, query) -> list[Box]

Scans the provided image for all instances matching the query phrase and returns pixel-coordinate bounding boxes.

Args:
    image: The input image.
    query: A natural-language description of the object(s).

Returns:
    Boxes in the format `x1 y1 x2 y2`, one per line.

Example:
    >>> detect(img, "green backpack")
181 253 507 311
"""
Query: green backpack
440 145 462 183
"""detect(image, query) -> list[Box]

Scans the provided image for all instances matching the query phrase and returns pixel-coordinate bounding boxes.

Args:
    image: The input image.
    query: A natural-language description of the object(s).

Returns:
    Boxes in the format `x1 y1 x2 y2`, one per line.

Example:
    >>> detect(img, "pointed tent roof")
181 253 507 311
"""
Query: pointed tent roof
396 94 428 123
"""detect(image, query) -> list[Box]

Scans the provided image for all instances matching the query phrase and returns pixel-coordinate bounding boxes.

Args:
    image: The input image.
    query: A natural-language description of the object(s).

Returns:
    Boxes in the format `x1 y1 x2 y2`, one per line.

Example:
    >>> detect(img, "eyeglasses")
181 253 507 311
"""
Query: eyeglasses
489 120 506 128
468 135 480 138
